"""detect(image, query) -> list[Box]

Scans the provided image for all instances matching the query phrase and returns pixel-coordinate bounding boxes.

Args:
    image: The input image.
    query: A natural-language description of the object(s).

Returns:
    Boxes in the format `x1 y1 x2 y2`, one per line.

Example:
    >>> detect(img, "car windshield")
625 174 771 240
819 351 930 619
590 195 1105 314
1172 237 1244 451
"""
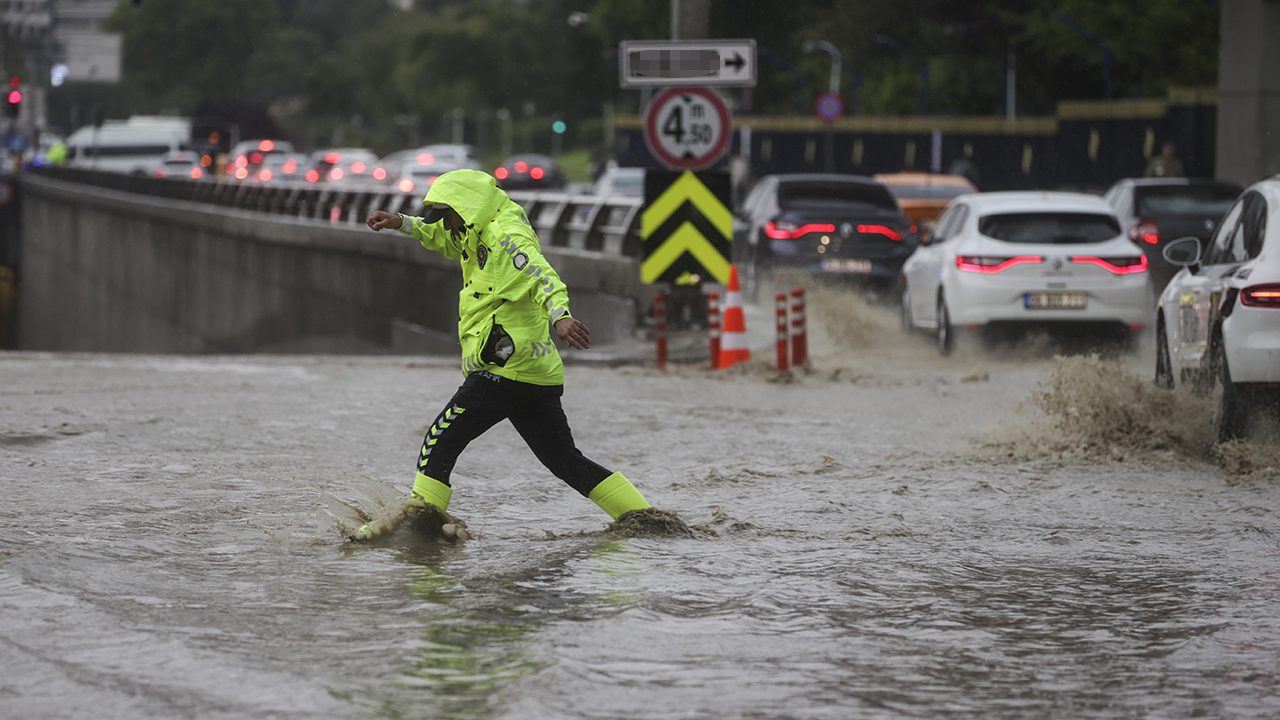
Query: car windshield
778 182 898 211
978 212 1121 244
885 184 972 201
1136 185 1239 216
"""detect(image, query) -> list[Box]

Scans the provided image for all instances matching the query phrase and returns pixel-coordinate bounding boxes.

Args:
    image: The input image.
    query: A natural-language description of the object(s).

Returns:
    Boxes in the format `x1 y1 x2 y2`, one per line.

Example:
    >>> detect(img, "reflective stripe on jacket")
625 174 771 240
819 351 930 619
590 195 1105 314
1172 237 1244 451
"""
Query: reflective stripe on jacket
396 169 572 386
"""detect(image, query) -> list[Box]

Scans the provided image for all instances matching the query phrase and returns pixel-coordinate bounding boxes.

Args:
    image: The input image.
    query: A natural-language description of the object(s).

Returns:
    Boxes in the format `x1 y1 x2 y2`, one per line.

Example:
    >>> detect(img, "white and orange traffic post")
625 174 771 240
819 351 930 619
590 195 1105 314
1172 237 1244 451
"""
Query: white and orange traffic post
789 286 808 368
653 292 668 370
707 290 721 370
775 293 790 372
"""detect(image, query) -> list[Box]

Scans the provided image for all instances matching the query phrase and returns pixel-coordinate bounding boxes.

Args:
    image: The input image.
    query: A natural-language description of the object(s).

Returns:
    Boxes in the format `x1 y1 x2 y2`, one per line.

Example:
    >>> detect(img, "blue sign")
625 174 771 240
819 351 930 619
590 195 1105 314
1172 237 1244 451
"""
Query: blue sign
814 92 845 124
7 132 28 153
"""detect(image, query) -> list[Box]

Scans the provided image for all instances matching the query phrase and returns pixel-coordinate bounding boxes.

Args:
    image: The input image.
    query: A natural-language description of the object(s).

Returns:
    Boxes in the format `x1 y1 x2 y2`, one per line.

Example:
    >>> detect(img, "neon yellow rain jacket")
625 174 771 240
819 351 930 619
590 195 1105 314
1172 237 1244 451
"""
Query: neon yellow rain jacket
395 169 573 386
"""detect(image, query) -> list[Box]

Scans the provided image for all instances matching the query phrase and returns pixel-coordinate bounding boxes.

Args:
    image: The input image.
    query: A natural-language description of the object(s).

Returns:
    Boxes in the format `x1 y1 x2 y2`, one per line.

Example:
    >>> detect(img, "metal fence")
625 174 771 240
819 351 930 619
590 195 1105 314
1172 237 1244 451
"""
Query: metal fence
29 167 645 257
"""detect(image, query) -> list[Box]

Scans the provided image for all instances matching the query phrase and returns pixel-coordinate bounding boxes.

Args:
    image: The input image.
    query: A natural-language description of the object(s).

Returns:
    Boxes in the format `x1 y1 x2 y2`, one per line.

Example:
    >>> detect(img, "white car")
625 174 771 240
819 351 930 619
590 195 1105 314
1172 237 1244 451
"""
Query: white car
1155 177 1280 440
902 191 1152 354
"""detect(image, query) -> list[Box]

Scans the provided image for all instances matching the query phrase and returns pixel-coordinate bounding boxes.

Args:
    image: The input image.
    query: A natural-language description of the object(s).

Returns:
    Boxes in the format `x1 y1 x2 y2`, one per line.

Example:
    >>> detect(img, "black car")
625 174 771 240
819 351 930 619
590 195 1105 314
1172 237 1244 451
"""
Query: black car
493 154 567 191
1102 178 1242 292
733 174 917 297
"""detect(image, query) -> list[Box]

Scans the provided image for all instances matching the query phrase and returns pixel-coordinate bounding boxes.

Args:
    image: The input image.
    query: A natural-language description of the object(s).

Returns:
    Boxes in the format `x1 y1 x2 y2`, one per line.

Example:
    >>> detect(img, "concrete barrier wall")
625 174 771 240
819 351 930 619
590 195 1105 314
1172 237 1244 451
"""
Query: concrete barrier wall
17 174 641 354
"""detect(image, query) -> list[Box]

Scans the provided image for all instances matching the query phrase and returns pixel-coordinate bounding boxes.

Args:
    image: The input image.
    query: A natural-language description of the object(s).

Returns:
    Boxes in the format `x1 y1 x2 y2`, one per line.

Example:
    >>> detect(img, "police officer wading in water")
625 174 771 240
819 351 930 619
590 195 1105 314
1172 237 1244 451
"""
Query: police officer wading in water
366 169 651 530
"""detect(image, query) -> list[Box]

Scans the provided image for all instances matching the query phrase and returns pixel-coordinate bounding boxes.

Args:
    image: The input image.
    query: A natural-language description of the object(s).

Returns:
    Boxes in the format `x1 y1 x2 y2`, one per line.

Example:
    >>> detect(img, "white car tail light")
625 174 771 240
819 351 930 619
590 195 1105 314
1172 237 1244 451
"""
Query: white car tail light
1240 284 1280 308
956 256 1042 273
1070 255 1148 274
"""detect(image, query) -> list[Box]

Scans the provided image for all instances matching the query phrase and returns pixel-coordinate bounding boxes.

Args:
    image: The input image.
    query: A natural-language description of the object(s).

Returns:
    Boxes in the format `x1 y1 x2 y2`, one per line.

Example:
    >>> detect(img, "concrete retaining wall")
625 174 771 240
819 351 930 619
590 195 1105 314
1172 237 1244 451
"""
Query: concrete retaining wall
17 174 641 354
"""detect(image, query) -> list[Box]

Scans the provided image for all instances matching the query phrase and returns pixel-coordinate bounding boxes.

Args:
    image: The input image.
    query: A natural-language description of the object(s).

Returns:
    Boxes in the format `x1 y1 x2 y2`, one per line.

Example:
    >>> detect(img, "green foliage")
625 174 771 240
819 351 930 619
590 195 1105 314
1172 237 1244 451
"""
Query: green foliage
100 0 1220 154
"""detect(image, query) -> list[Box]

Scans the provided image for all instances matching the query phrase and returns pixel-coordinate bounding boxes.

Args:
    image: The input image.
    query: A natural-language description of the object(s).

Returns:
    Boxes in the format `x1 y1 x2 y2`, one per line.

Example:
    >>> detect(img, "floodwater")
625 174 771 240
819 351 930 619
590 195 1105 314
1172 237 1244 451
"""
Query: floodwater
3 293 1280 719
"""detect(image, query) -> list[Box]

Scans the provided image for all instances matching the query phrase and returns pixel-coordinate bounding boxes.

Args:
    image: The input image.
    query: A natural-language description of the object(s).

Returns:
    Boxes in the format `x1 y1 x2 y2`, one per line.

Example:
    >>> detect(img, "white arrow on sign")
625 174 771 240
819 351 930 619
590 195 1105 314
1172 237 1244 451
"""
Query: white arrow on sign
619 39 757 88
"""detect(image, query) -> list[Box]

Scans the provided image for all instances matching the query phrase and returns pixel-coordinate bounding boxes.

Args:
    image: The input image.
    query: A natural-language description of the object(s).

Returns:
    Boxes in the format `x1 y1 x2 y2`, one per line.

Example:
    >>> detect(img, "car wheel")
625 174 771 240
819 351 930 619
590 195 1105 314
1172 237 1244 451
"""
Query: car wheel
1213 341 1249 442
936 294 954 356
900 285 914 333
1155 320 1174 390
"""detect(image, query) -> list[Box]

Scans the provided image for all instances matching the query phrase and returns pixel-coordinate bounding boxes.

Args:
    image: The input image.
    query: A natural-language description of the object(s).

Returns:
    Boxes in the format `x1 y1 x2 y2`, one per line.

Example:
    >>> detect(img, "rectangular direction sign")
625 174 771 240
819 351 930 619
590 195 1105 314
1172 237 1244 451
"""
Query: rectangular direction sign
620 39 756 88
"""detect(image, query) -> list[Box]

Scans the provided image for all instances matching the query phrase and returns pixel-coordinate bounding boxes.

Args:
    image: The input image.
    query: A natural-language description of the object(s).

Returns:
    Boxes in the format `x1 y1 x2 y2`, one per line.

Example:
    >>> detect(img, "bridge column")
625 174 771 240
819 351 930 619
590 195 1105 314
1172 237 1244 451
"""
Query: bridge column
1216 0 1280 185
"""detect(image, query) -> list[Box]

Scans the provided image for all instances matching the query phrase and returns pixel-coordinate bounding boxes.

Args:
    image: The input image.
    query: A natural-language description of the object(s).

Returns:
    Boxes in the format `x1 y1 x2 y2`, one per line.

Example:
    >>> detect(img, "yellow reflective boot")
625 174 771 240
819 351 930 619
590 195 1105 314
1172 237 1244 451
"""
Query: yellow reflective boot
588 472 650 519
410 473 453 511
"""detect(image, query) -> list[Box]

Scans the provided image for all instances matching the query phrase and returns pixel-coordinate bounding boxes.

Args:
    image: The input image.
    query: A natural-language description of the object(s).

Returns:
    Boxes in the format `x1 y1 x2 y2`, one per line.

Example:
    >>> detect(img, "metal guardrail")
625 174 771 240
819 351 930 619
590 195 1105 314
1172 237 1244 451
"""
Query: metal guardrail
28 167 645 258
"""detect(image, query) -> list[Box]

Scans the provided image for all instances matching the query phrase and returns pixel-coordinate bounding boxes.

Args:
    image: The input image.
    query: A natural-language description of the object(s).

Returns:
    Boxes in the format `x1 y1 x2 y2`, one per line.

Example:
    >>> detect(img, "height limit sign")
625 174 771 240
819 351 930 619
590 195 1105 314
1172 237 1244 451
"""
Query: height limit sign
643 87 732 172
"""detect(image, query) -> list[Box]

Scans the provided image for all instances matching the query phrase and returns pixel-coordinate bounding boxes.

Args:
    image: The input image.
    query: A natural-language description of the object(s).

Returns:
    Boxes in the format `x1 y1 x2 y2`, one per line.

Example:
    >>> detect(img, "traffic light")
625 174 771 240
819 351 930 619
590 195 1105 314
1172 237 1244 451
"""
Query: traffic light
6 77 20 119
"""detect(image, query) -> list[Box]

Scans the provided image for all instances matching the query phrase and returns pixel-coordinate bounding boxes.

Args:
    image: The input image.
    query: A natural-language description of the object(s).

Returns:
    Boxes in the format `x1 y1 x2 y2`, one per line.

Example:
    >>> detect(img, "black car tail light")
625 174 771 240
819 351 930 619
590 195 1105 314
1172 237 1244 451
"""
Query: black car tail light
857 224 903 241
764 220 836 239
1128 218 1159 245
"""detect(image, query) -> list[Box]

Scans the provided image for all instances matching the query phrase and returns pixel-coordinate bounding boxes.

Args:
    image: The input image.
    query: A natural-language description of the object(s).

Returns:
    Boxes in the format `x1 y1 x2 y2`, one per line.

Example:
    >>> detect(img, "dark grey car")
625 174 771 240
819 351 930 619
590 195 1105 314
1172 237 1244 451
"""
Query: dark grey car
733 174 917 298
1102 178 1242 294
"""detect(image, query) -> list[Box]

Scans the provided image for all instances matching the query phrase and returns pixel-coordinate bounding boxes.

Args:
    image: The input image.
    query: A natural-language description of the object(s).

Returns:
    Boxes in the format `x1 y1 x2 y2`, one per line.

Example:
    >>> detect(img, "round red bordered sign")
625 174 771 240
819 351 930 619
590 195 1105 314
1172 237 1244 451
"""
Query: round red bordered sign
643 87 732 172
814 91 845 124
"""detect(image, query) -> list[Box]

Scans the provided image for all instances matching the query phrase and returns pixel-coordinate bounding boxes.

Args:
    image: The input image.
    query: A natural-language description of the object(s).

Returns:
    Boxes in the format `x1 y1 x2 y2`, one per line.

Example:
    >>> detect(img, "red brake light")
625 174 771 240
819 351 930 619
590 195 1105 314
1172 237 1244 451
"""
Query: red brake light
1070 255 1148 274
325 152 341 164
305 169 320 182
259 140 274 152
530 167 545 180
495 167 509 180
234 167 249 180
1240 284 1280 308
352 162 366 173
417 153 434 165
190 167 203 179
427 176 438 186
514 161 529 173
235 156 248 168
764 221 837 239
249 152 263 164
155 168 165 178
258 169 272 182
283 161 297 173
857 224 903 241
1128 218 1159 245
372 167 386 180
398 179 414 192
956 256 1043 273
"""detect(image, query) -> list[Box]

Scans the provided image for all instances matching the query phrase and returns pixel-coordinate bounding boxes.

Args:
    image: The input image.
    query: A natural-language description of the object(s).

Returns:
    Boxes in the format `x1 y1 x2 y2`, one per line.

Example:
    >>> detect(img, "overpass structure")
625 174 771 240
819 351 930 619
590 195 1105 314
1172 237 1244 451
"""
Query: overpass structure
16 170 647 355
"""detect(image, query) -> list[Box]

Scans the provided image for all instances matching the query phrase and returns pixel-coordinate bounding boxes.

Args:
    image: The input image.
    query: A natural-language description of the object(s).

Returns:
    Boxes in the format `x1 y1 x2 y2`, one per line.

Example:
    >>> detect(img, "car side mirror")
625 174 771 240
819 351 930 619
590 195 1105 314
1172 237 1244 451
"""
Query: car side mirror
1162 236 1202 269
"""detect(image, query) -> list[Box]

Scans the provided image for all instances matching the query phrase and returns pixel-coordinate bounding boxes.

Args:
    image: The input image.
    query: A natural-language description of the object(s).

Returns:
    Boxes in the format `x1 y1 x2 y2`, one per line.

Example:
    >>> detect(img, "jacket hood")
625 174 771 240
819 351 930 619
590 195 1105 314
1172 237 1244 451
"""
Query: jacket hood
422 169 507 235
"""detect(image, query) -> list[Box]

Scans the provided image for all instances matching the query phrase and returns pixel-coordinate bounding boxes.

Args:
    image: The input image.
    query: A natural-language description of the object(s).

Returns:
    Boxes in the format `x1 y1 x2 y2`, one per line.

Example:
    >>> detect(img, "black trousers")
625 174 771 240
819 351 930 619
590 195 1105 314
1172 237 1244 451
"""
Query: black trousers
417 372 612 497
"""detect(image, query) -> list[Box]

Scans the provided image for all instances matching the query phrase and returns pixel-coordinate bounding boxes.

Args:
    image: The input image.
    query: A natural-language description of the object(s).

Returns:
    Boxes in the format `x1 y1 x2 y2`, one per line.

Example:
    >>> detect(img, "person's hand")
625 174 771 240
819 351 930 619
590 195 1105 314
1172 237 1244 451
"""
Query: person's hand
366 210 402 232
555 317 591 350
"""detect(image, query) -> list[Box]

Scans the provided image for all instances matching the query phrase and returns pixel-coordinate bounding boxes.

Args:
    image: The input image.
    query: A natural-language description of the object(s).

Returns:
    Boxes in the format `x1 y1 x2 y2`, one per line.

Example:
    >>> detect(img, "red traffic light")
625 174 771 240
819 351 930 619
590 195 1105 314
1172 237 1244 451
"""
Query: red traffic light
7 89 21 104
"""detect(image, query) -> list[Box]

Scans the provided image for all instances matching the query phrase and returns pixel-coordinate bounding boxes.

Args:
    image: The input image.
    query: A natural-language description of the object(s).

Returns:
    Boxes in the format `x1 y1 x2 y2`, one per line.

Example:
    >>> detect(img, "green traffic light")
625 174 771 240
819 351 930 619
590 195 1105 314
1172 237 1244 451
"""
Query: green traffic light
552 120 566 134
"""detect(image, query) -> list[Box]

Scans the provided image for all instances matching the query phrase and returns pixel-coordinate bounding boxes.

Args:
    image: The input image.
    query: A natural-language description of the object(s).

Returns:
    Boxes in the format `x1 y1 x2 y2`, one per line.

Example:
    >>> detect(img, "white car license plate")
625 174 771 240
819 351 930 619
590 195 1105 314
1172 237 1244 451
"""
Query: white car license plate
1025 292 1087 309
823 258 872 274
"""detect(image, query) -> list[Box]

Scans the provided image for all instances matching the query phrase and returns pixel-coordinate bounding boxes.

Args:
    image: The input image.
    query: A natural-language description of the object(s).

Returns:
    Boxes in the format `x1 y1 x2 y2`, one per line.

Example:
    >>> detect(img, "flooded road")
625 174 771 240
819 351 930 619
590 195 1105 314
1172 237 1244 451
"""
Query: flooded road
4 295 1280 719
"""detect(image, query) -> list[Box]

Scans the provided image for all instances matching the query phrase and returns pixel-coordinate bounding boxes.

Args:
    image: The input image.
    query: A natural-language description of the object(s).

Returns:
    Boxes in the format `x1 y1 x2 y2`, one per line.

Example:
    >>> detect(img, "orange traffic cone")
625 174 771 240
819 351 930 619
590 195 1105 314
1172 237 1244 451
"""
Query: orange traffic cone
718 265 751 369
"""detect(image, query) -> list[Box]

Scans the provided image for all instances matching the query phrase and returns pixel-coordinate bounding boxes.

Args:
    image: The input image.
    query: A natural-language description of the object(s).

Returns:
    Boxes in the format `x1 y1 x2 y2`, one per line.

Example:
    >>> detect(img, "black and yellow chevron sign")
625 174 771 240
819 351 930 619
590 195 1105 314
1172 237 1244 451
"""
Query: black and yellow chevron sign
641 171 732 285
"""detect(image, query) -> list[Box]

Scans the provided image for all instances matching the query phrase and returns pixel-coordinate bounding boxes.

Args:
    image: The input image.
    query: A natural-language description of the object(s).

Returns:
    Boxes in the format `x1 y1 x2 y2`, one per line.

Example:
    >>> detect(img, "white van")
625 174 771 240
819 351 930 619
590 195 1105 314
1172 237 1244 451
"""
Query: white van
65 116 191 175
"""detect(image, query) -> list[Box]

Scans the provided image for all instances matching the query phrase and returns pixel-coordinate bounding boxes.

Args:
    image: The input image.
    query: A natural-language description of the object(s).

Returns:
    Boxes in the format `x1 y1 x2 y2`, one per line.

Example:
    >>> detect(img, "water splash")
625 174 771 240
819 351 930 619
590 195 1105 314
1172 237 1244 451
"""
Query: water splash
322 478 471 542
1004 354 1216 460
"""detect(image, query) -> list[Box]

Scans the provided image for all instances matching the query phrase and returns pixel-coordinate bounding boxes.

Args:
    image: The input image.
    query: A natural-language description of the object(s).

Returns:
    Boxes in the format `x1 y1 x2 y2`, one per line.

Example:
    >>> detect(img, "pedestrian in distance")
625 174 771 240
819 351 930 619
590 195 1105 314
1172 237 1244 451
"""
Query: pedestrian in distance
1144 141 1185 178
364 169 651 538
